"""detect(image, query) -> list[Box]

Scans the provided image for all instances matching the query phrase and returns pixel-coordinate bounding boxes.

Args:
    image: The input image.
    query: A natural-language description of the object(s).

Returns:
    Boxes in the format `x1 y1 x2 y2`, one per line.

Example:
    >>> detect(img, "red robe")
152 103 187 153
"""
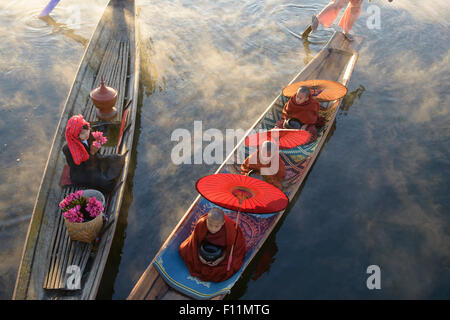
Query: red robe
281 93 320 125
241 152 285 190
179 214 246 282
276 94 322 143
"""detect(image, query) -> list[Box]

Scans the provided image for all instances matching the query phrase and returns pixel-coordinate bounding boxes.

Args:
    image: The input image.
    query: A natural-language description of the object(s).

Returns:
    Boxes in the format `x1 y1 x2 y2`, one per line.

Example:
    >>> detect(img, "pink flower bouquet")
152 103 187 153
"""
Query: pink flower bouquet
59 190 104 223
91 131 108 149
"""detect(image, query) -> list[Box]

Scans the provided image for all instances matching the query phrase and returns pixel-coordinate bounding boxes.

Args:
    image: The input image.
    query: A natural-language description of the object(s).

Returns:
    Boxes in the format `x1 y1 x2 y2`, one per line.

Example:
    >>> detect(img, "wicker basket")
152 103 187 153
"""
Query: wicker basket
63 189 105 243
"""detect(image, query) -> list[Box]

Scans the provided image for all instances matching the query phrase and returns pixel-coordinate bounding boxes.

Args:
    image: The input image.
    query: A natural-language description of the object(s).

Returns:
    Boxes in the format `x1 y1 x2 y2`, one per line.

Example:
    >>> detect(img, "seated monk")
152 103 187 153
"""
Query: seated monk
179 208 246 282
62 114 125 193
241 141 285 190
276 86 326 142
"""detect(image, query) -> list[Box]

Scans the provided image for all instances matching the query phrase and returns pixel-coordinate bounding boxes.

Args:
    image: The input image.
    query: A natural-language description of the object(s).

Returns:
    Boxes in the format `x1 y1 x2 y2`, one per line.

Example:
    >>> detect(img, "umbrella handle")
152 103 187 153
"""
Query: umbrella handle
226 244 235 272
227 200 242 272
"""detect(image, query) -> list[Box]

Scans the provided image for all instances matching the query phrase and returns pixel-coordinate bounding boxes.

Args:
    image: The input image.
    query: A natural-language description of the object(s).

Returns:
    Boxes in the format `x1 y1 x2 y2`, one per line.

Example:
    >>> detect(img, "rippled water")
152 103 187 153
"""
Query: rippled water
0 0 449 299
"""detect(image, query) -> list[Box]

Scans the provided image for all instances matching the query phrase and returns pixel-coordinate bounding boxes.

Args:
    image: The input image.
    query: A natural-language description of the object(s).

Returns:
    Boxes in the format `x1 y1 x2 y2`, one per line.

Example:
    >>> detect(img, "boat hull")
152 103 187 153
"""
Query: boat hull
128 31 362 300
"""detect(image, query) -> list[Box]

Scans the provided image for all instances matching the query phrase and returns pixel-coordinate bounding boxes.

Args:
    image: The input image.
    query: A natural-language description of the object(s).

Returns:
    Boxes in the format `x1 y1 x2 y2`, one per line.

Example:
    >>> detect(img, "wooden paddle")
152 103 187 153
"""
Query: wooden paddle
39 0 61 17
301 24 312 39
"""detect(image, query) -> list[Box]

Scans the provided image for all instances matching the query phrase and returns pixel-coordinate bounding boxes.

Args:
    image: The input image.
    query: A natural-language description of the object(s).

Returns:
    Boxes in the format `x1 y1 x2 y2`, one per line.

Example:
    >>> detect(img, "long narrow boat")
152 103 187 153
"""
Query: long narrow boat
13 0 139 300
128 31 361 300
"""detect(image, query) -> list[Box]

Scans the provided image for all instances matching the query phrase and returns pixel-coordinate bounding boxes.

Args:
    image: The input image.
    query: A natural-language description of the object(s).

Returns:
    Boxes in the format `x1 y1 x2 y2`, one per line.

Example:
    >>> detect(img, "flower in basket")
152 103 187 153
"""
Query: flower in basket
91 131 108 149
59 190 104 223
86 196 103 218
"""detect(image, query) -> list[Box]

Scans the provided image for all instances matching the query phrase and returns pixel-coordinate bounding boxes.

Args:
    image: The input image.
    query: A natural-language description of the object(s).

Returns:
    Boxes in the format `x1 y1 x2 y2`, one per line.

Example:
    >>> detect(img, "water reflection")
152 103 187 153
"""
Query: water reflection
227 224 281 300
300 36 321 66
340 84 366 115
251 240 278 281
140 38 164 97
39 15 88 47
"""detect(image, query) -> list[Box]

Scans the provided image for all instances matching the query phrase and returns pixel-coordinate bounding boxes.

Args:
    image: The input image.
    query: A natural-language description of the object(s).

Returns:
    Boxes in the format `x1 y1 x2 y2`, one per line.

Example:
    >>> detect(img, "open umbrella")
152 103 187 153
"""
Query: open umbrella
282 79 348 101
196 173 288 271
245 129 311 150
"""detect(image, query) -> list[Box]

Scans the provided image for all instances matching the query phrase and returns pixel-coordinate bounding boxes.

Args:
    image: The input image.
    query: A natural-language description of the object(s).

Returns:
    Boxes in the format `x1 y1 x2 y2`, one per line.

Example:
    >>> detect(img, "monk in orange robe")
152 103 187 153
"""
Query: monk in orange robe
276 86 325 142
241 141 285 190
179 208 246 282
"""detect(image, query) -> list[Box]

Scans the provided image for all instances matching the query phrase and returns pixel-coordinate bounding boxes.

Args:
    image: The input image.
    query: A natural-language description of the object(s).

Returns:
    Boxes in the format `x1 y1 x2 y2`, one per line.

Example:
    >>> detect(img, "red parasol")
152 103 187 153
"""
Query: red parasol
196 173 289 271
245 129 311 150
196 173 288 214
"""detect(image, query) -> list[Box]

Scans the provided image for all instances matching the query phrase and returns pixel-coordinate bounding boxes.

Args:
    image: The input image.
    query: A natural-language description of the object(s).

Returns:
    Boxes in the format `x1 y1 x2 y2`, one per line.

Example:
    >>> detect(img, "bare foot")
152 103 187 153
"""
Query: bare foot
343 32 354 41
311 14 319 32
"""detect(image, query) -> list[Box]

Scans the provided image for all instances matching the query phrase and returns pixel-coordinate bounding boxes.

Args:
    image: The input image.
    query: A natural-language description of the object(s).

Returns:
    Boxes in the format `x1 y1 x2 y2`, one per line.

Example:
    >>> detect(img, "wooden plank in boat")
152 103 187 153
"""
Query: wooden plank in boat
83 38 130 124
42 146 117 290
127 265 160 300
144 276 169 300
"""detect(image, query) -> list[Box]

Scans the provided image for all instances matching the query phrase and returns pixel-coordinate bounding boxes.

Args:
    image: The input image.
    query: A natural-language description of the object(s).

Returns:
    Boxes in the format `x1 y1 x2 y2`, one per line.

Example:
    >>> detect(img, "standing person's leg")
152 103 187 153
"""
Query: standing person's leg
338 0 363 38
312 0 350 32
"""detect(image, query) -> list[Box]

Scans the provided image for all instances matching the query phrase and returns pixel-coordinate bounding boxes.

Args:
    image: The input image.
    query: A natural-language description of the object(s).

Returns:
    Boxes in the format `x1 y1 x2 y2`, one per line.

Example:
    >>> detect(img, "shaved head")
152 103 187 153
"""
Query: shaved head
206 208 225 234
297 86 310 96
294 86 311 104
207 208 224 223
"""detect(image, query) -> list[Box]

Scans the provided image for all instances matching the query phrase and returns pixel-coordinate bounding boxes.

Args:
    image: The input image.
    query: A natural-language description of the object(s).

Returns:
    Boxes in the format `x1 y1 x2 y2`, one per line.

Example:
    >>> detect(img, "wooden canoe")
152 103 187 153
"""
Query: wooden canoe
13 0 140 300
128 31 361 300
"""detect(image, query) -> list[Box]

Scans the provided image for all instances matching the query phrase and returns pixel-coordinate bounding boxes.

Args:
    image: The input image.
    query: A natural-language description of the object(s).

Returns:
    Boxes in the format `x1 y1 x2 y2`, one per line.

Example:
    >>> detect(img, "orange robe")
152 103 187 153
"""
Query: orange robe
281 93 320 125
317 0 363 34
179 214 246 282
241 151 286 190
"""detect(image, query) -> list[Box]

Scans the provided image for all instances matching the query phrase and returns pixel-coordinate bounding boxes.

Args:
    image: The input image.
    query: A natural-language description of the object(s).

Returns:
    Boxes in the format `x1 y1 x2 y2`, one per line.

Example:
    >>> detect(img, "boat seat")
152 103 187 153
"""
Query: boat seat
59 146 118 187
99 145 116 155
